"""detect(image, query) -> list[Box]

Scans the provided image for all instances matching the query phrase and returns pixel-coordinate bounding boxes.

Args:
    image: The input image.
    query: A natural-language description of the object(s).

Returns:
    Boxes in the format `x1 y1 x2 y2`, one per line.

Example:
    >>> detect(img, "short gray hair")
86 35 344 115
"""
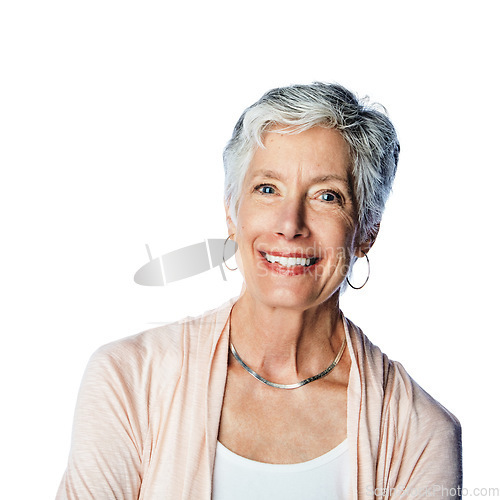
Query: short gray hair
223 82 400 244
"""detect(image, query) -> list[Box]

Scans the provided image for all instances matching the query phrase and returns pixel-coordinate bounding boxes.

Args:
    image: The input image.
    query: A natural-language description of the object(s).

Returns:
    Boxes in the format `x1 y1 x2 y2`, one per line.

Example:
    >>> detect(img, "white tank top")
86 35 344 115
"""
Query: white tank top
212 439 349 500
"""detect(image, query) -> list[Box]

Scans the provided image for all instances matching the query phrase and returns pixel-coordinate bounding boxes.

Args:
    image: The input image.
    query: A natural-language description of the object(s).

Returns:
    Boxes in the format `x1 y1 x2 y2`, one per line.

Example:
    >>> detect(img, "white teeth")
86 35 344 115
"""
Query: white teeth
264 253 315 267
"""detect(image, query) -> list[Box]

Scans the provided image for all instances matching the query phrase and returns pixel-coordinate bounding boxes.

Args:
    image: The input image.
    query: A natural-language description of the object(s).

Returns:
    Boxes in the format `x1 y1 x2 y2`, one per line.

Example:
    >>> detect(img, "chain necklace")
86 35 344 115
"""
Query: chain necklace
229 336 347 390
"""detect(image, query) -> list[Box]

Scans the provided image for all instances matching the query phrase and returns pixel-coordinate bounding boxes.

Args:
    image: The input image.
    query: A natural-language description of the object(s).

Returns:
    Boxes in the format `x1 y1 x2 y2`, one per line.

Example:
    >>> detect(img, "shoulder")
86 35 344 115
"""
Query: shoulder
90 301 222 370
83 299 233 404
385 360 462 485
346 317 461 437
389 359 461 441
345 316 462 486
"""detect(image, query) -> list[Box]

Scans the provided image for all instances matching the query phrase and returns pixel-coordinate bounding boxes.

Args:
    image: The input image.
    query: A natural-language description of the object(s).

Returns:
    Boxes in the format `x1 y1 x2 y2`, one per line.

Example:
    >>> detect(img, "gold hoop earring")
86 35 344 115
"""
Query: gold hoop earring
347 251 370 289
223 234 238 271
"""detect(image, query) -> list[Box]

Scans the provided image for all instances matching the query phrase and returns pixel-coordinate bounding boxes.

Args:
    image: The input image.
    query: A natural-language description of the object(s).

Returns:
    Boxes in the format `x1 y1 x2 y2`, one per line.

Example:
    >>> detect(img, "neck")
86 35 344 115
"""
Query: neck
229 290 344 384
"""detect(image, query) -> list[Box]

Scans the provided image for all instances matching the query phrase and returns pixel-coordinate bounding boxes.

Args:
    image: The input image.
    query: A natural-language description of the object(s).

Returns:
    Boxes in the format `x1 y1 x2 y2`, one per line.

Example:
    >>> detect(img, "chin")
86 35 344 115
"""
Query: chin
253 286 318 311
249 279 342 310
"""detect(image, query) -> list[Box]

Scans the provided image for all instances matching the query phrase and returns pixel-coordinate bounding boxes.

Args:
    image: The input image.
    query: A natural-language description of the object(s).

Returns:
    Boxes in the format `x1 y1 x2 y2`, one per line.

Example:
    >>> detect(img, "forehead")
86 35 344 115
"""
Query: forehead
247 126 351 181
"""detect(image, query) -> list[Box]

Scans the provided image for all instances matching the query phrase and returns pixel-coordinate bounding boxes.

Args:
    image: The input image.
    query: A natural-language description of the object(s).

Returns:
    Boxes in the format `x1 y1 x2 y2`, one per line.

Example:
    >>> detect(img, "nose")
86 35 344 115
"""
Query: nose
275 196 310 240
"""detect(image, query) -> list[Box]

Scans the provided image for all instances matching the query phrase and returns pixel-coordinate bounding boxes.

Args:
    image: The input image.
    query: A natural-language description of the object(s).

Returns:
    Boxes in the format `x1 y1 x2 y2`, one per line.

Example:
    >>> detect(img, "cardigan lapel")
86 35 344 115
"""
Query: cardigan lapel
202 297 238 497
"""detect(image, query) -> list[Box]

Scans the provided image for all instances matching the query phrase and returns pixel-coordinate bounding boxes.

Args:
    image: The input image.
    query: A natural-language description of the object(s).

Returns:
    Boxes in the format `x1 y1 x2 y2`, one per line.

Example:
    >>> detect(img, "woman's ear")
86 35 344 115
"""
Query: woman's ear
355 223 380 258
224 202 237 236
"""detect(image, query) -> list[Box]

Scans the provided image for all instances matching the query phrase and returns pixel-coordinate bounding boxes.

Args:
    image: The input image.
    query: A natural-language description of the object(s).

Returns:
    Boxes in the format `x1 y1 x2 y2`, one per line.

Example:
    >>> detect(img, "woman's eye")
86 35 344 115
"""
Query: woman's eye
255 184 276 195
319 191 341 203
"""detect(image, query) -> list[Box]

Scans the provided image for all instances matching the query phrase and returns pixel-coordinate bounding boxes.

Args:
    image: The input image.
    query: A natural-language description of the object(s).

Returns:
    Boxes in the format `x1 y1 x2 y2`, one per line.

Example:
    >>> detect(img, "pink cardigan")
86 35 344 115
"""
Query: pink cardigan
57 296 462 499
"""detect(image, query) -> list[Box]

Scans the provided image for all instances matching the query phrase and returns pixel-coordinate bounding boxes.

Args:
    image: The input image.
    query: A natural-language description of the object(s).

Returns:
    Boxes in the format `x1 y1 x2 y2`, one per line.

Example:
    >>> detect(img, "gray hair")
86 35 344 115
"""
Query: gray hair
223 82 400 245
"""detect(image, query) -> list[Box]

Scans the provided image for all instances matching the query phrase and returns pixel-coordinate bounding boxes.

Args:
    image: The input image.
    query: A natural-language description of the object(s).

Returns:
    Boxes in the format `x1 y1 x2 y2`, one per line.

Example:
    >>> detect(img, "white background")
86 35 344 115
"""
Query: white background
1 0 498 497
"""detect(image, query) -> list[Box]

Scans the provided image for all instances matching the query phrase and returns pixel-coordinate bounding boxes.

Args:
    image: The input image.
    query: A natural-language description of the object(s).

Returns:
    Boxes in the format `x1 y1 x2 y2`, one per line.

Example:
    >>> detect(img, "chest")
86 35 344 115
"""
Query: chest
218 365 349 464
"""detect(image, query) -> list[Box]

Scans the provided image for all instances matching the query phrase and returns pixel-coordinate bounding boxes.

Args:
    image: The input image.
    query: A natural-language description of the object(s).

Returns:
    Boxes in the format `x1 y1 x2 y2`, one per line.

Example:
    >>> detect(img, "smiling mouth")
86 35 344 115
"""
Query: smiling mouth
260 251 320 268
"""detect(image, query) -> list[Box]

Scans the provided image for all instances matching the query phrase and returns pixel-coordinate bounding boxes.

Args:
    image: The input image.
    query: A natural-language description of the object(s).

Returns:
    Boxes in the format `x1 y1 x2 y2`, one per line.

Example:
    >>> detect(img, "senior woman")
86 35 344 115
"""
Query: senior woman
57 83 462 499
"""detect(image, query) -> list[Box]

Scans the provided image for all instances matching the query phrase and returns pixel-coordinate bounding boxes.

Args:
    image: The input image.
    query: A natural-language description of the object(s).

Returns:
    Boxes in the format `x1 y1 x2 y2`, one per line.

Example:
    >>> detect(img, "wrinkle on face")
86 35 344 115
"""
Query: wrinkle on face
226 125 364 310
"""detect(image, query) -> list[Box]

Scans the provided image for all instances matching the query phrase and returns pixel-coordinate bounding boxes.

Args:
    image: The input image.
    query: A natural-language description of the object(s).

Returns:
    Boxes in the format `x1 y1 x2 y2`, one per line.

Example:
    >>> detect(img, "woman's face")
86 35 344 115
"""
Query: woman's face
226 125 363 311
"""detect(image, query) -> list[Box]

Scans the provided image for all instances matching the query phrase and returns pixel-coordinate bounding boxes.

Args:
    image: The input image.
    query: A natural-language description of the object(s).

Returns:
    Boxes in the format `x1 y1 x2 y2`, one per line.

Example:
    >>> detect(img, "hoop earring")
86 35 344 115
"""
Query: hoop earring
347 251 370 289
223 234 238 271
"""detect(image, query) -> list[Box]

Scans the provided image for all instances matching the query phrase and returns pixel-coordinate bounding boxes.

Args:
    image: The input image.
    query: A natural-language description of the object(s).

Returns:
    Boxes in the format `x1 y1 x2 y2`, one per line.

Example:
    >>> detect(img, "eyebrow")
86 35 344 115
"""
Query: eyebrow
252 169 352 191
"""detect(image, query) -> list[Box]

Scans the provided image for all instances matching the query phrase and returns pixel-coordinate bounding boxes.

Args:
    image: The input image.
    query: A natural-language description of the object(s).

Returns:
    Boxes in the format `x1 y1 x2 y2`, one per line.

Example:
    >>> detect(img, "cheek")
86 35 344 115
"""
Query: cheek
322 244 349 269
234 222 257 265
235 204 266 244
321 223 357 270
320 215 356 249
334 247 352 278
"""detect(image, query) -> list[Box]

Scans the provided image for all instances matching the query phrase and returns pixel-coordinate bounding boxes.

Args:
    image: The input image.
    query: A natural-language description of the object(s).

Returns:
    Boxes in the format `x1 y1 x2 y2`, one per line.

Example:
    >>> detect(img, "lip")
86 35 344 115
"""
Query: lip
258 251 321 276
260 251 317 259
